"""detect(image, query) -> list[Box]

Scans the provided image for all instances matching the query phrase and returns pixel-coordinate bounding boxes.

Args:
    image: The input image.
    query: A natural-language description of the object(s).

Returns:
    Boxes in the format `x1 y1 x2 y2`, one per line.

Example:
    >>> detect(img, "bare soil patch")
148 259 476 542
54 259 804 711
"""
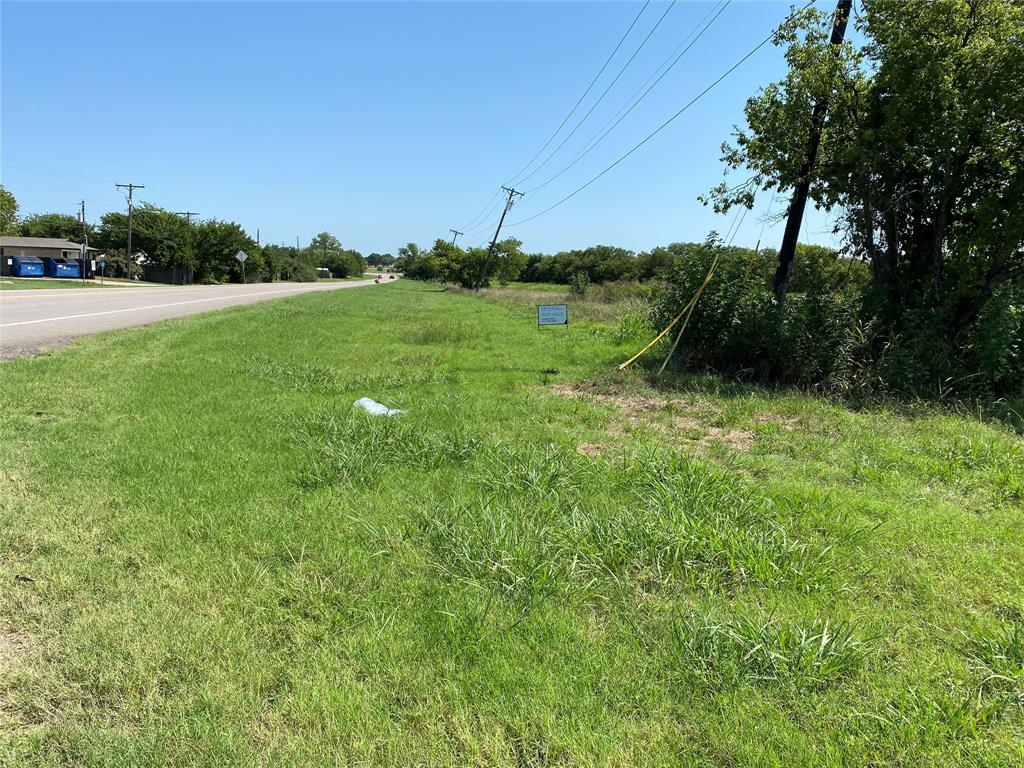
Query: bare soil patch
554 382 755 452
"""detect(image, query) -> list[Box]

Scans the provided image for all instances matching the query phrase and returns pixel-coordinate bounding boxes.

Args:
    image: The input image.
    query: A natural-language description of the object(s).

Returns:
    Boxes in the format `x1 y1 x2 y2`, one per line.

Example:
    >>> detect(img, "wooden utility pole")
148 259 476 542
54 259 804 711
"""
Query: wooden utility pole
79 200 88 283
772 0 852 302
475 186 523 293
449 229 463 245
115 183 144 280
175 211 199 223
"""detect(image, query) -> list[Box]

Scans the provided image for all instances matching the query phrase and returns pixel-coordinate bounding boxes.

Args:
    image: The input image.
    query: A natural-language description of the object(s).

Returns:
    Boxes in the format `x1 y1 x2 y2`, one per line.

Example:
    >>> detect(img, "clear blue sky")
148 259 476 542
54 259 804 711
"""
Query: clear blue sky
1 1 838 255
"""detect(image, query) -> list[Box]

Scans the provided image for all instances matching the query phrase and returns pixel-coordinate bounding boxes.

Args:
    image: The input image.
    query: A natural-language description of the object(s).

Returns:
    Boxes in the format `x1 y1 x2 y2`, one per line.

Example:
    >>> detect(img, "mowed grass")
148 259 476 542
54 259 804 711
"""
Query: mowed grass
0 278 115 290
0 280 1022 766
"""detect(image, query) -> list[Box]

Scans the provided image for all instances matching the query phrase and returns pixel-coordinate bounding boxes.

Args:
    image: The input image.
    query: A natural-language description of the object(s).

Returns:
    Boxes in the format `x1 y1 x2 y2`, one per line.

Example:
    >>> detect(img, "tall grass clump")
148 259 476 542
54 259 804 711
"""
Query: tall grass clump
966 616 1024 681
416 496 576 607
668 613 869 689
297 409 484 487
411 442 832 598
591 453 832 590
245 354 340 393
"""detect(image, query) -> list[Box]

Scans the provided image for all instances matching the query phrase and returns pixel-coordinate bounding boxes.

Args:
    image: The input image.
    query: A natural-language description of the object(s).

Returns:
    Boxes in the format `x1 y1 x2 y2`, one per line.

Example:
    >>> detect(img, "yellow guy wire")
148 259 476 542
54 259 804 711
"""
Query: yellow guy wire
618 253 720 371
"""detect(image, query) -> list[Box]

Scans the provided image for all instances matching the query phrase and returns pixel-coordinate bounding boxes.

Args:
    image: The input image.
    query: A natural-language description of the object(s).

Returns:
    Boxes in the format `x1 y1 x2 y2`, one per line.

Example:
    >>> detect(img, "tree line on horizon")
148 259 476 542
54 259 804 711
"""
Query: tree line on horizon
0 188 390 283
394 237 862 293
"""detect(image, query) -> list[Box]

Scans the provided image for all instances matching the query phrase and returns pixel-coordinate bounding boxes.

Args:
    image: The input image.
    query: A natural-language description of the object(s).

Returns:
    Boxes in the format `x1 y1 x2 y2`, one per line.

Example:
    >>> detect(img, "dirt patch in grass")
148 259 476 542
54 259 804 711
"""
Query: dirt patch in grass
554 382 755 452
753 412 800 430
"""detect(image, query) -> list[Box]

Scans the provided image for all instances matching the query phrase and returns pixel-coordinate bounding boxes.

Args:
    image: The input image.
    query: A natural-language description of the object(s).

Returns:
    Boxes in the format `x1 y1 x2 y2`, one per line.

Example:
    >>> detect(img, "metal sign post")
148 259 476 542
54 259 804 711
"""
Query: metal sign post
235 250 248 284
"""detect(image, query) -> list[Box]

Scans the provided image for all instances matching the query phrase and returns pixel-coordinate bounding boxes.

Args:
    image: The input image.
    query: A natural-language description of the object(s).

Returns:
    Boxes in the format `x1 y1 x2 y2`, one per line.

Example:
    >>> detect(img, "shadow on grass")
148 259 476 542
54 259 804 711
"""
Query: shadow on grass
581 364 1024 435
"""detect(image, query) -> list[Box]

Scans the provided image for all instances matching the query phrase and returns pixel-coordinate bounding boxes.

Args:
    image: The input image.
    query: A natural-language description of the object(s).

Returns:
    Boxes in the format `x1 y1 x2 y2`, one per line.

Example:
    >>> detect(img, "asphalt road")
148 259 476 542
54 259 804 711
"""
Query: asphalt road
0 278 390 359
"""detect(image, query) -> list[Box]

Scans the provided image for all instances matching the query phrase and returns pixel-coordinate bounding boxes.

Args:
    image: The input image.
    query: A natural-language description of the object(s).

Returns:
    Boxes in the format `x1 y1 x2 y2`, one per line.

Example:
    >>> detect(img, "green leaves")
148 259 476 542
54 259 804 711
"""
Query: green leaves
709 0 1024 394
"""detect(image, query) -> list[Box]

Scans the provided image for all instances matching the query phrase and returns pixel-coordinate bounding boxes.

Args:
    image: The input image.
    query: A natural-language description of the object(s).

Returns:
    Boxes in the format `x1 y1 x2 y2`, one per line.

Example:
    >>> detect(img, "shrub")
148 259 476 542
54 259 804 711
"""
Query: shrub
567 270 590 298
651 237 868 392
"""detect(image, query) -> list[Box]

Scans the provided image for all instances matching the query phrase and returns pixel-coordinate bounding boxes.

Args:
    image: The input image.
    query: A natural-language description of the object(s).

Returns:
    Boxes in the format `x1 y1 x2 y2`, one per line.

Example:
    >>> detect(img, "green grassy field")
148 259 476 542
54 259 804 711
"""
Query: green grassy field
0 278 115 290
1 281 1021 766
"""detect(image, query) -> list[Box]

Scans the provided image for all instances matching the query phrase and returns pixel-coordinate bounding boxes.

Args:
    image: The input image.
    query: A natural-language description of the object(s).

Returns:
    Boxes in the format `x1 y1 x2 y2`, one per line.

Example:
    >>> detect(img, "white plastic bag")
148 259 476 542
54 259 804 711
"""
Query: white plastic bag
353 397 405 417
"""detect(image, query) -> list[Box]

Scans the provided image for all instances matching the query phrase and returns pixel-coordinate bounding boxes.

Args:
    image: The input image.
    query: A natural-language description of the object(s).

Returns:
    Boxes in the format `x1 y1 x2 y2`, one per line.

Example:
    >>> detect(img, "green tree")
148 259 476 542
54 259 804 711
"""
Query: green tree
193 219 260 283
428 239 465 285
0 185 18 235
19 212 93 242
707 0 1024 338
489 237 528 286
309 231 342 256
132 205 196 275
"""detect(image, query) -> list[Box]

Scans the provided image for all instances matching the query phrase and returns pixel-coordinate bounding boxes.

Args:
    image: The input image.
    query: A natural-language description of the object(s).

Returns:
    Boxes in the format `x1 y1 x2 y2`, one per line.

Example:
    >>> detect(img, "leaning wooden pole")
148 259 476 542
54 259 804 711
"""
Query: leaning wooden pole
772 0 852 302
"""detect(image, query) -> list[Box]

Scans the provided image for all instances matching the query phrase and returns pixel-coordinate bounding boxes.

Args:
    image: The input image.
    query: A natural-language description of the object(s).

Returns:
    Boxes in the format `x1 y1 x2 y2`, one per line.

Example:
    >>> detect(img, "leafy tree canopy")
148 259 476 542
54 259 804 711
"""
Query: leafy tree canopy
0 185 18 235
707 0 1024 334
20 212 94 242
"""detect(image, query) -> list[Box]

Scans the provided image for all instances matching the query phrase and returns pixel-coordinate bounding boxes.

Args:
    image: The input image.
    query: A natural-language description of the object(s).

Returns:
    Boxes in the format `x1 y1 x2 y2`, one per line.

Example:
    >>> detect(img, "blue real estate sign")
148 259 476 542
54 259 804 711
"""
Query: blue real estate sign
537 304 568 327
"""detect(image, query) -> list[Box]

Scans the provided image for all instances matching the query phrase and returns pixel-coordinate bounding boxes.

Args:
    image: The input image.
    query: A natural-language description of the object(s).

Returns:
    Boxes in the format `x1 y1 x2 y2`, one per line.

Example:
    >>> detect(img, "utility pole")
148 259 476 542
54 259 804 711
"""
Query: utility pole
449 229 463 245
772 0 852 302
79 200 88 283
115 183 144 281
172 212 198 285
475 186 523 293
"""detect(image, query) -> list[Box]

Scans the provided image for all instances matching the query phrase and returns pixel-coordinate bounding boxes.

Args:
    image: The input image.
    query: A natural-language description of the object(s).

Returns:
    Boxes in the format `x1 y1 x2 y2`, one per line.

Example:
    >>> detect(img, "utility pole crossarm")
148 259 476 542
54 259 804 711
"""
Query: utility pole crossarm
449 229 463 245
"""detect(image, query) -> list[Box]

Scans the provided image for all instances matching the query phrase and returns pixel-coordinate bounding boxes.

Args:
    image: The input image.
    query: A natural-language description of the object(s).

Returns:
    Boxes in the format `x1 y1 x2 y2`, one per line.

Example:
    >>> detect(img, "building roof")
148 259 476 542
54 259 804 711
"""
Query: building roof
0 236 85 250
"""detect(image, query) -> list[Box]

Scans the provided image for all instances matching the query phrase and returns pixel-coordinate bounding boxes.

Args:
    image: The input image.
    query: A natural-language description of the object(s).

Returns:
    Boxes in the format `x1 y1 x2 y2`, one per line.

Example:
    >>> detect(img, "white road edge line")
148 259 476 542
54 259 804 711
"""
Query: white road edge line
0 283 374 328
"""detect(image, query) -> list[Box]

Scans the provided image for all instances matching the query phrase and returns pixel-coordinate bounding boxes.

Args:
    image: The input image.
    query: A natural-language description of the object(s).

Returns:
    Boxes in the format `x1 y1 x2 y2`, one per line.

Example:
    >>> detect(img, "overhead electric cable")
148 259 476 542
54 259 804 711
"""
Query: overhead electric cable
524 0 732 195
460 188 503 231
507 2 814 228
461 4 654 230
503 1 652 185
462 190 505 231
512 0 678 187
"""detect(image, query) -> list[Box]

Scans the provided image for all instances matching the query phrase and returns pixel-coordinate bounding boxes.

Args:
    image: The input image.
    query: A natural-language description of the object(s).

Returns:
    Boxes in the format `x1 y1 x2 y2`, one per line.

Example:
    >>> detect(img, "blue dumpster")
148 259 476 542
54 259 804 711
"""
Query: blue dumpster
43 258 81 278
11 256 44 277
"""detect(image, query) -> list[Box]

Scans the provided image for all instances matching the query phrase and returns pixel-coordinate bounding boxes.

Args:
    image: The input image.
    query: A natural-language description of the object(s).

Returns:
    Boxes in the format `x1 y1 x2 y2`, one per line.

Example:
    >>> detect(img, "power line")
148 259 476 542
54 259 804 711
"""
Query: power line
524 0 732 195
461 189 505 232
511 0 678 187
461 2 654 231
503 1 652 186
1 162 114 185
463 209 509 240
507 2 814 228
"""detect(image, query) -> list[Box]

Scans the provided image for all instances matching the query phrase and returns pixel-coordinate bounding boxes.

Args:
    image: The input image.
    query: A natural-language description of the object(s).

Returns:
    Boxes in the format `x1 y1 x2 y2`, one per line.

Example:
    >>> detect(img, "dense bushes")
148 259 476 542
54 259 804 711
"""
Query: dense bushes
651 238 866 391
522 245 677 284
651 237 1023 402
396 238 526 288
